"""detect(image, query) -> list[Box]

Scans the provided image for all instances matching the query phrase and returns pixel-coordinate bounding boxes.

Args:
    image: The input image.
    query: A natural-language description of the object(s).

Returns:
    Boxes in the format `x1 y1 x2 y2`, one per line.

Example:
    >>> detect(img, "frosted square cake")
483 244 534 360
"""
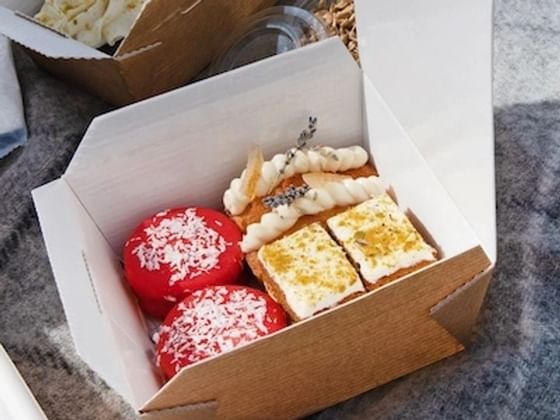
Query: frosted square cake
327 194 437 290
256 223 365 321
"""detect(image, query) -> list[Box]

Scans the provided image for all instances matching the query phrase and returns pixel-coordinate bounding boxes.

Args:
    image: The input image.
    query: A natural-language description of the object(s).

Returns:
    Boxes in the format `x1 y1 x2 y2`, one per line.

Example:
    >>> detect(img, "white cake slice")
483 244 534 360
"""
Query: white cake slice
257 223 364 321
327 194 437 289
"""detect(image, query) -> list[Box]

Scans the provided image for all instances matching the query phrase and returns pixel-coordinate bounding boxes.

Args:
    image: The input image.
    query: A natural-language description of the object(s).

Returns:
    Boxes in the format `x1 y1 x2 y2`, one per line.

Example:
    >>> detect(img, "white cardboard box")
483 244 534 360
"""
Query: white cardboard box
31 1 495 418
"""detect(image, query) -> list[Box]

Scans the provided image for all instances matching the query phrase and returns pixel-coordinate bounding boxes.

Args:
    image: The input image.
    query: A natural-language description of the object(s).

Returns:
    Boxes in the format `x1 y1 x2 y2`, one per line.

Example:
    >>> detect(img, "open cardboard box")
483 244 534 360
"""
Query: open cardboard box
0 0 274 105
31 0 495 418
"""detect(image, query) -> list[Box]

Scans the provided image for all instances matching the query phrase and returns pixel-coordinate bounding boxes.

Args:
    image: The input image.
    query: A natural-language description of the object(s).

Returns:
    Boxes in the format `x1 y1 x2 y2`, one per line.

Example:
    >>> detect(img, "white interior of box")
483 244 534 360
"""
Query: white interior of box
64 38 363 252
33 37 485 408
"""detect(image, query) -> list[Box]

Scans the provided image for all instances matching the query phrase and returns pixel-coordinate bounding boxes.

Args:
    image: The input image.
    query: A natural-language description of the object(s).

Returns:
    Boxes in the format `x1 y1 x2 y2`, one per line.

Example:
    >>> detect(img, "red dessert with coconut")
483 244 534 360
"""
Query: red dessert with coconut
123 207 243 318
155 285 287 379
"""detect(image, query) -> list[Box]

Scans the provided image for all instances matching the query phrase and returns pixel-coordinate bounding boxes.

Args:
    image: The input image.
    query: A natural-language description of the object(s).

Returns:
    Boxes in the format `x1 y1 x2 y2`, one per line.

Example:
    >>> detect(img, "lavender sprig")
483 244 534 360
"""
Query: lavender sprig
262 184 311 209
297 116 318 148
279 116 318 175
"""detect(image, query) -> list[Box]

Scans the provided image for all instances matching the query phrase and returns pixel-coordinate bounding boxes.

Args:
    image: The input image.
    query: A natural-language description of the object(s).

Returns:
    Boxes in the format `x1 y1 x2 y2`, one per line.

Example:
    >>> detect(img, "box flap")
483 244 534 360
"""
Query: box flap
354 0 496 262
431 268 493 345
32 180 160 407
64 38 363 252
0 6 108 59
24 49 132 105
362 76 483 260
112 0 275 103
117 0 274 56
362 76 493 349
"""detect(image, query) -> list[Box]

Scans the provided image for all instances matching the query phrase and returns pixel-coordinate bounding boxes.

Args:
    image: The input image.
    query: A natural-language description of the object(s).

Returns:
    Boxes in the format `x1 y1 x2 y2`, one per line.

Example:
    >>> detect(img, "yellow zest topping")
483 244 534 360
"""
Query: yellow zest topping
259 223 360 307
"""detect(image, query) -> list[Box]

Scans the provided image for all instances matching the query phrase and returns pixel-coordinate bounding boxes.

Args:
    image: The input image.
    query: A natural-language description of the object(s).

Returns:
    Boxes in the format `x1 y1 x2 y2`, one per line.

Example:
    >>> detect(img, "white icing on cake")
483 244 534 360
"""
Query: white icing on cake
241 175 383 252
224 146 369 216
327 194 437 285
34 0 147 48
133 208 228 285
258 223 364 320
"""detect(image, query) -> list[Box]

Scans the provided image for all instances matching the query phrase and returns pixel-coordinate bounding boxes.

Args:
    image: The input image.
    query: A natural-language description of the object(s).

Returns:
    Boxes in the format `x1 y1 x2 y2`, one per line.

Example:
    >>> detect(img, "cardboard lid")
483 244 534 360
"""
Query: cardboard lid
354 0 496 262
32 180 161 407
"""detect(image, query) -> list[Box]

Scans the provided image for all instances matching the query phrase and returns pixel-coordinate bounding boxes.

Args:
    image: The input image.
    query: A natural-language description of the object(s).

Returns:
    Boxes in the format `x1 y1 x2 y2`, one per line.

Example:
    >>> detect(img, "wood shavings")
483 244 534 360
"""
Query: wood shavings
315 0 359 62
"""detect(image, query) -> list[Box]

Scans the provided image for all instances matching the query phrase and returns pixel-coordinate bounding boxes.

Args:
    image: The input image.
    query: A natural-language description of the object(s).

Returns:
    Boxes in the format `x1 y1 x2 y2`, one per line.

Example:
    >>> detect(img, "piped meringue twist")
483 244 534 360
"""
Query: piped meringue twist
241 175 384 252
224 146 370 216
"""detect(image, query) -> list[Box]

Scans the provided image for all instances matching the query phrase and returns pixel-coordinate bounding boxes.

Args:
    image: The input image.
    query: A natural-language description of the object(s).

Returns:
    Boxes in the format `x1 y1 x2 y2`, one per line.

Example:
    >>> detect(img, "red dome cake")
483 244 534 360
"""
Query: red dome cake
123 208 243 318
155 285 287 379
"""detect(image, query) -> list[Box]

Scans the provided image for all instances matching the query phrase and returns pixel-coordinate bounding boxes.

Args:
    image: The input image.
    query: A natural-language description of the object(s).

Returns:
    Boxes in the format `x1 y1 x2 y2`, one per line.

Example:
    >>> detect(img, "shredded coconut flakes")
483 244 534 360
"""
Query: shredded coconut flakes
133 209 229 285
157 287 273 369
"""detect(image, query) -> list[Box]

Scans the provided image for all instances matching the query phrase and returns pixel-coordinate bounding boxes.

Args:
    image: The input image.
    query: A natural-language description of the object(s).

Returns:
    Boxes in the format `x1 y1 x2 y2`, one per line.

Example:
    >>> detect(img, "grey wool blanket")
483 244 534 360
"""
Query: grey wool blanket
1 0 559 418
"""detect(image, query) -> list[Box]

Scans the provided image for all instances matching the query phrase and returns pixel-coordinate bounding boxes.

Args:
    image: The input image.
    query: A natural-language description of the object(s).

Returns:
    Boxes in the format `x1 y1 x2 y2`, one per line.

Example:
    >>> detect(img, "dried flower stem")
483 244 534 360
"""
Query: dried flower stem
262 184 311 209
280 116 318 175
315 0 359 62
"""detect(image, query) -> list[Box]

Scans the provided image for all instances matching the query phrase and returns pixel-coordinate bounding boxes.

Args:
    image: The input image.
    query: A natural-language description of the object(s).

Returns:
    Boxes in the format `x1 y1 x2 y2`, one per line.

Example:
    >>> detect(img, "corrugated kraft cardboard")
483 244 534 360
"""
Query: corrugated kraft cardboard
25 51 131 104
431 268 494 346
113 0 275 103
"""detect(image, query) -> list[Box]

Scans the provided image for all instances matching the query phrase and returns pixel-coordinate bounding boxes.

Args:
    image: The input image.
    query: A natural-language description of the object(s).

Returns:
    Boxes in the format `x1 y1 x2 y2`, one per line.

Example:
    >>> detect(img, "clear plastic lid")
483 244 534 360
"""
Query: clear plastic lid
209 6 330 76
